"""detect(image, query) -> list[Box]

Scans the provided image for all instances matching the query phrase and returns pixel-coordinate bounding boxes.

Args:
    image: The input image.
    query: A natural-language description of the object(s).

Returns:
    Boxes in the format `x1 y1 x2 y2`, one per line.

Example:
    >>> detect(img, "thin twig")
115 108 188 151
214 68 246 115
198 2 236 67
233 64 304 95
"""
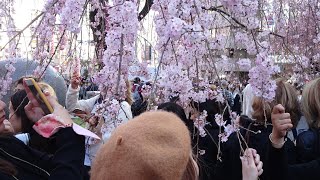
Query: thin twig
0 12 45 52
115 34 124 96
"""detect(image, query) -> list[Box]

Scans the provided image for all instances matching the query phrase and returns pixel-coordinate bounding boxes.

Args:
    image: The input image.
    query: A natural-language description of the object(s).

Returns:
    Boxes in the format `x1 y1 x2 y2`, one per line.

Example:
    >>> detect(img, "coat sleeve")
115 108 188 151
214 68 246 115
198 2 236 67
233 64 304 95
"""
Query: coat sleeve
265 141 288 180
65 86 99 114
49 127 85 180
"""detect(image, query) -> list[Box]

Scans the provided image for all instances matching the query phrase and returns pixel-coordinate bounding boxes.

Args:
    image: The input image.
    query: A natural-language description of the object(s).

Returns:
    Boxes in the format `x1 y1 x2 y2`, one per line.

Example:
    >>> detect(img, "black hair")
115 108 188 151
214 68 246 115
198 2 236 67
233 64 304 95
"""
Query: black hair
133 77 141 84
10 90 33 132
191 99 229 125
157 102 194 133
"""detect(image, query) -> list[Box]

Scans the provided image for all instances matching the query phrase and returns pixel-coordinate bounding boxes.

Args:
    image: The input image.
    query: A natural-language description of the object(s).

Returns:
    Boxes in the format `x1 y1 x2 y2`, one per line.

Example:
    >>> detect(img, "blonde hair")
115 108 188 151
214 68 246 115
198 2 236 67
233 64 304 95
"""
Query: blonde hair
302 78 320 128
182 153 199 180
252 97 272 123
251 78 300 126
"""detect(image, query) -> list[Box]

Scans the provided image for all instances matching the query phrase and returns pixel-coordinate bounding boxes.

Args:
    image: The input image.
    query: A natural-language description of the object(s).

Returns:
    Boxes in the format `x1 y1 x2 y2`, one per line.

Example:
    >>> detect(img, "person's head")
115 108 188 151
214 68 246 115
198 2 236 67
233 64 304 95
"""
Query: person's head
251 97 272 123
91 111 197 180
190 99 225 123
133 77 141 84
158 102 187 122
140 83 152 101
252 79 300 126
9 90 32 133
13 76 40 92
302 78 320 128
157 102 193 131
221 79 228 89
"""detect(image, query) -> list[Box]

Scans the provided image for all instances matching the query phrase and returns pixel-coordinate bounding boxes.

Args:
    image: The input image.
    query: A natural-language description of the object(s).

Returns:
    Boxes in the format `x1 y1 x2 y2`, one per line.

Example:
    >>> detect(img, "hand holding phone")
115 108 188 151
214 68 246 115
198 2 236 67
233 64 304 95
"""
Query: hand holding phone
23 78 54 115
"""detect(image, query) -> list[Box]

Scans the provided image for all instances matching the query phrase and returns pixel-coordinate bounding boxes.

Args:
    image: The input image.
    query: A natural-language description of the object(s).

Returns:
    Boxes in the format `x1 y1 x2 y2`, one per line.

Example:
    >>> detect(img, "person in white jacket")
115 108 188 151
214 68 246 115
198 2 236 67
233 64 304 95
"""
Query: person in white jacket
65 75 133 180
242 83 254 118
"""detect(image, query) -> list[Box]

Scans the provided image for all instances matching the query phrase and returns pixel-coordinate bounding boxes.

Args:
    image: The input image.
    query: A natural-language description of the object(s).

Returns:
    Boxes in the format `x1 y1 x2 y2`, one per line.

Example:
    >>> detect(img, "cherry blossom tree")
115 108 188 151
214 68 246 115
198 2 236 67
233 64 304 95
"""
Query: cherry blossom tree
0 0 319 158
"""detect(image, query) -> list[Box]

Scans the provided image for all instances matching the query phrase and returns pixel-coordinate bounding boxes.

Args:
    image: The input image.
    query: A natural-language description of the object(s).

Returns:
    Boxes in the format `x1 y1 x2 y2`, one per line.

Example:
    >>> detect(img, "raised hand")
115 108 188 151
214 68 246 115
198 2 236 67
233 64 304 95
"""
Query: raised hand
23 80 73 125
270 104 292 148
71 73 81 89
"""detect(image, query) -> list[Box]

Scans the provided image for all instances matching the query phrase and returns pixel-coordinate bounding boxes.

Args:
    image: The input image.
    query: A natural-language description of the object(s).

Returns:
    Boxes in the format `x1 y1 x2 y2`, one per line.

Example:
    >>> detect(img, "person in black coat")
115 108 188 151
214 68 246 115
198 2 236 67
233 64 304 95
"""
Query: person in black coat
231 84 242 115
0 91 85 179
190 99 229 180
9 90 57 154
215 79 300 180
267 103 320 180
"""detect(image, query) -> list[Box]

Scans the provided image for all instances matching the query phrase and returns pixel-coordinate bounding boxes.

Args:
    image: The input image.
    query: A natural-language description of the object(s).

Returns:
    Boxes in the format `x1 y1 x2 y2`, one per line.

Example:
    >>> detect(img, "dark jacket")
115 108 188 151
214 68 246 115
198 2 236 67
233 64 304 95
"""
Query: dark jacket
231 93 241 115
193 123 219 180
29 128 57 154
266 139 320 180
0 128 85 180
215 123 296 180
296 128 320 163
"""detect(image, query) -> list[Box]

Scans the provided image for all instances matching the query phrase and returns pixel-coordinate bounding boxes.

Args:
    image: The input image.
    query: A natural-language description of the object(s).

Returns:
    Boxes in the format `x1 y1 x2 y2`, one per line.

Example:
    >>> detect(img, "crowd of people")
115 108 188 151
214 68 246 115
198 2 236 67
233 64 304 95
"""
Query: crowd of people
0 73 319 180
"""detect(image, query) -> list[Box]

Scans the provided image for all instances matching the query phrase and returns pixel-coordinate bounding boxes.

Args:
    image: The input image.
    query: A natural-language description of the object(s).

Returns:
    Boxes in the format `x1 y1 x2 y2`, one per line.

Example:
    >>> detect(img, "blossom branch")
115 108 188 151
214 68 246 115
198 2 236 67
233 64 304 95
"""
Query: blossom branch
115 34 124 96
0 11 45 52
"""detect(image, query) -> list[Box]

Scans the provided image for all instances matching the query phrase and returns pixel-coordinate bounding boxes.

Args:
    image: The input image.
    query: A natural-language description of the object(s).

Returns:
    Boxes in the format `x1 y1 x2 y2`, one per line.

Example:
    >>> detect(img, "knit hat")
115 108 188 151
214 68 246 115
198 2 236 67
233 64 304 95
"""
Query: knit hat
90 111 191 180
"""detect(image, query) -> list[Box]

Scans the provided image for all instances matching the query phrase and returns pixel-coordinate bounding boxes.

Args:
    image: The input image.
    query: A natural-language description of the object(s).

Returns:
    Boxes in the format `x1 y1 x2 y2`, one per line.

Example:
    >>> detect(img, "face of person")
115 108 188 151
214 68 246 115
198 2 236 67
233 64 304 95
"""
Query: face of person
14 83 24 92
9 102 22 133
0 100 6 124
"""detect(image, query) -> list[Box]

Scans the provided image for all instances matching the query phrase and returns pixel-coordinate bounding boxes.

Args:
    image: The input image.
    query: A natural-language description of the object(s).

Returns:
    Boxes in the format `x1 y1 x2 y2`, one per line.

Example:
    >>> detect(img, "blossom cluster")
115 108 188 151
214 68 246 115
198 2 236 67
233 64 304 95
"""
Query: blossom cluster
248 52 280 102
217 112 238 142
32 0 66 78
194 110 208 137
60 0 86 33
91 0 139 135
0 1 18 98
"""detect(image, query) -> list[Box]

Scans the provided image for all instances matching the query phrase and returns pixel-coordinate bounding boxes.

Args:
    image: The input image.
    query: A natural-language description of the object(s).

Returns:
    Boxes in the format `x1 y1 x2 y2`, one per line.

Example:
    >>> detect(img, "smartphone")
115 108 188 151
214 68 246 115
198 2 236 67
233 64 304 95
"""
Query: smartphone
24 78 54 115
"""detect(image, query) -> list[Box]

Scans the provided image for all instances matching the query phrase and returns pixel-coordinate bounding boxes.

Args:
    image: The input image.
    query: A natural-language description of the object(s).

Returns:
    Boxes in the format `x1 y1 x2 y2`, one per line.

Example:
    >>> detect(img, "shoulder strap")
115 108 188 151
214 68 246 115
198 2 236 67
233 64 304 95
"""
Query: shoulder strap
292 128 298 140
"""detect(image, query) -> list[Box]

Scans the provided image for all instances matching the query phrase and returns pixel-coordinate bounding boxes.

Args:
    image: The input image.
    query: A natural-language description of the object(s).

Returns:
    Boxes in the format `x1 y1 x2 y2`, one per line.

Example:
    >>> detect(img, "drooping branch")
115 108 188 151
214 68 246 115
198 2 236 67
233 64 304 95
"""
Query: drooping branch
89 0 153 47
0 11 44 52
202 6 285 39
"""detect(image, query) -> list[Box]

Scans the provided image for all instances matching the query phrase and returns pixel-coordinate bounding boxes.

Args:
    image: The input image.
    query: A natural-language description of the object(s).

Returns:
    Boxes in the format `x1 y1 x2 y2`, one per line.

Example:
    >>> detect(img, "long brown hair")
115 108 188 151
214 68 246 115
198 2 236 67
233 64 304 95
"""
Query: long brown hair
251 79 301 127
0 158 17 176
